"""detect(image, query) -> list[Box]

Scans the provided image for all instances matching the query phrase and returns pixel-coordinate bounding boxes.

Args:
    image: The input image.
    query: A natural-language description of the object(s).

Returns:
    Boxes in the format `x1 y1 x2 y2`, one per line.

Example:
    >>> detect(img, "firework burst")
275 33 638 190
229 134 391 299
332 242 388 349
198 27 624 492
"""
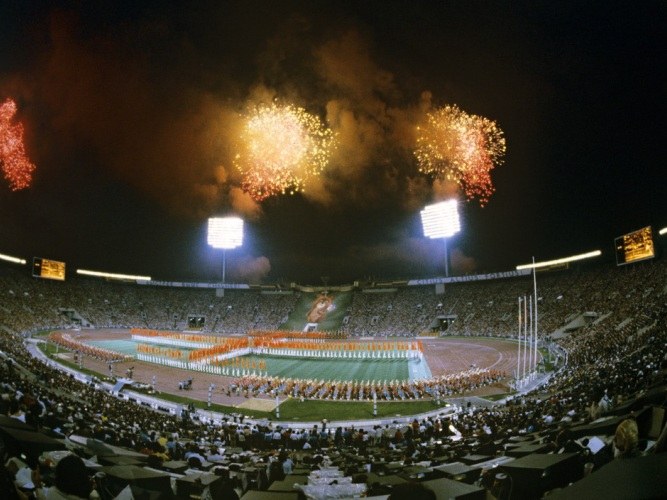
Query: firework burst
415 105 505 206
0 98 36 191
234 103 335 201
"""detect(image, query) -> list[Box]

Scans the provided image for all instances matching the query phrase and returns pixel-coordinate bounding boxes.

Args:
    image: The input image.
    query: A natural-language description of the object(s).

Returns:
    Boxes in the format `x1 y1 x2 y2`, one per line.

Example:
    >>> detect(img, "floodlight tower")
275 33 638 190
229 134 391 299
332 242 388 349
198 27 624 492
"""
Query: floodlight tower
208 217 244 296
421 199 461 277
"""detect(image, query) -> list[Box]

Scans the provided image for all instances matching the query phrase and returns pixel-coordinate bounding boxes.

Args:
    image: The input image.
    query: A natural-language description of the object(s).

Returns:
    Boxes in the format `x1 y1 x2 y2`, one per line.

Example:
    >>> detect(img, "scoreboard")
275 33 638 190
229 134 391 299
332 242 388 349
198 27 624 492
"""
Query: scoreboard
615 226 655 266
32 257 66 281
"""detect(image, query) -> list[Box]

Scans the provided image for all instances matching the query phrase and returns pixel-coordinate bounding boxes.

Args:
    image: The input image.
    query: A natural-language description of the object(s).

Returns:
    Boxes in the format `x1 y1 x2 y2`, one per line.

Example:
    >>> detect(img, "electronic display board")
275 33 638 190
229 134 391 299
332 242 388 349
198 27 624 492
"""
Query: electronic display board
32 257 66 281
615 226 655 266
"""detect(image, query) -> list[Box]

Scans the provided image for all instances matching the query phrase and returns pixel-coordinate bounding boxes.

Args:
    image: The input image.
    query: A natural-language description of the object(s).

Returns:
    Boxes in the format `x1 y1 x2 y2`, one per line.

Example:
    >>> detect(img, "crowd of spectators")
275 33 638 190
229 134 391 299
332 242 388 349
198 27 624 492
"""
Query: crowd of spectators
0 271 302 335
0 257 665 498
1 258 663 342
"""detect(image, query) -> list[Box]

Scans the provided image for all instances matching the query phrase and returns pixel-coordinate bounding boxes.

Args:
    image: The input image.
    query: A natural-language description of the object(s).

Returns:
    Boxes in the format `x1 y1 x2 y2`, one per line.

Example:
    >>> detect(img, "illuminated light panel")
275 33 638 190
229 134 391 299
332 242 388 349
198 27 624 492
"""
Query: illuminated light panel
77 269 151 281
516 250 602 270
208 217 244 249
0 253 26 264
421 199 461 239
659 227 667 236
33 257 65 281
615 226 655 266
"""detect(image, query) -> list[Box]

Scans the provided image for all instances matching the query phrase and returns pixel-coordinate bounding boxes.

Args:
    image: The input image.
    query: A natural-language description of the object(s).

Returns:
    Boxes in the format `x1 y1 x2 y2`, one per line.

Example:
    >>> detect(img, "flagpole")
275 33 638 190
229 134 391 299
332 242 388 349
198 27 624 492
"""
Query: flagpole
529 294 533 379
522 295 528 381
533 256 539 376
517 297 522 388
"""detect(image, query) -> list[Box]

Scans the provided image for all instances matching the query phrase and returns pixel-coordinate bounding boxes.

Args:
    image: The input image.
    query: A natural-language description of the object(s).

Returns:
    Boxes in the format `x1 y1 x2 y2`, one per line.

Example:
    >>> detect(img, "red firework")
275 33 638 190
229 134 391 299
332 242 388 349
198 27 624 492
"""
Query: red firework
0 98 36 191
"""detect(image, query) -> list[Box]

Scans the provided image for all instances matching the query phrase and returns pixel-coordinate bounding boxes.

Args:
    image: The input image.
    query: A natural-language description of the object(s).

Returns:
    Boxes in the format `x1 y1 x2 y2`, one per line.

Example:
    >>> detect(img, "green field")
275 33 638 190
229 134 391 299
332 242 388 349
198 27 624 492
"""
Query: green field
83 335 542 387
246 354 409 382
37 342 448 422
276 398 450 421
87 339 195 358
128 392 449 421
72 339 418 383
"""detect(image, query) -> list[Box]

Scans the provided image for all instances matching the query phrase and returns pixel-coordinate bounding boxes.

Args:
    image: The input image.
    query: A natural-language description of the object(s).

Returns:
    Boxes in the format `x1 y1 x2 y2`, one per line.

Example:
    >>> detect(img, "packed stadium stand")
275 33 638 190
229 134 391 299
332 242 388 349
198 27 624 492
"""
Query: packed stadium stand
0 257 666 499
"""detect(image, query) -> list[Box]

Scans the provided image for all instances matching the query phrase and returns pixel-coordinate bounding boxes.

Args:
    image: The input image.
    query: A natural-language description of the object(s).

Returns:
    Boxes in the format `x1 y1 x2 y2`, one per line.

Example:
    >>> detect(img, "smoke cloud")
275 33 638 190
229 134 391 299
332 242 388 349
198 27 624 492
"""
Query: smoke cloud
308 30 426 207
230 256 271 284
449 248 477 275
5 10 459 219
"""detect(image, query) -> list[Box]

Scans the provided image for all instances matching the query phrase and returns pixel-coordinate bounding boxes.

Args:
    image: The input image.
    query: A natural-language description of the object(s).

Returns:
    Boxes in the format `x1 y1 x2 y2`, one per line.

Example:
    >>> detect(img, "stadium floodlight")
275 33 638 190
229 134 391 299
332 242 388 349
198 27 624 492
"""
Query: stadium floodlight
76 269 151 281
208 217 244 249
421 199 461 239
208 217 244 296
515 250 601 271
421 199 461 277
0 252 26 265
659 227 667 236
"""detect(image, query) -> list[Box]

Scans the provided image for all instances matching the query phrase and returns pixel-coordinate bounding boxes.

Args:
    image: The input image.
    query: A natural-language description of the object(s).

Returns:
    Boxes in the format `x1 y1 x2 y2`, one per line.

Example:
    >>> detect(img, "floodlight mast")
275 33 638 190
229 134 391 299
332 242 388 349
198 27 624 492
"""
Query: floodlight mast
207 217 244 297
421 200 461 277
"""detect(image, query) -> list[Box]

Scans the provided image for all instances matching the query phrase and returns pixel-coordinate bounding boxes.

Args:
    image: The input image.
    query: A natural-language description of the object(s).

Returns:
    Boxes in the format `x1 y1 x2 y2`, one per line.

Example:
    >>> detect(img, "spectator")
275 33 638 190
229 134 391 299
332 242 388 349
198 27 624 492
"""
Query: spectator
46 455 92 499
613 419 641 459
281 451 294 475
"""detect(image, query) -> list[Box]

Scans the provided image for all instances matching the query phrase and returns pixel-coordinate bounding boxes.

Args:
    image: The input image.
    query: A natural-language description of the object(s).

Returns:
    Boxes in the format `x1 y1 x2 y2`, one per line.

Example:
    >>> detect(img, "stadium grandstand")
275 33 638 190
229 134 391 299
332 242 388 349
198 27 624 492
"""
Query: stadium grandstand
0 248 666 499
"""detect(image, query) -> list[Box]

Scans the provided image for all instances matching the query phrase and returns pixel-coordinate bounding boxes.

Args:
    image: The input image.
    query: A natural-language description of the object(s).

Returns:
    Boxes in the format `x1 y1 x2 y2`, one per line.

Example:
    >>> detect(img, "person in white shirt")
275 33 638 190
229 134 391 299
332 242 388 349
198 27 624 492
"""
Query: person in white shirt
281 452 294 475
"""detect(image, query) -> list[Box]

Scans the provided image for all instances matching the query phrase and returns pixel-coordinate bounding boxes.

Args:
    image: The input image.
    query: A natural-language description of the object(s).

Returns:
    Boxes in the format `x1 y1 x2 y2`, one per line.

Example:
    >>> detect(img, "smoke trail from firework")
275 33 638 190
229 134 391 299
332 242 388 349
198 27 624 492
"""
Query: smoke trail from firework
234 103 335 201
415 105 505 206
0 98 36 191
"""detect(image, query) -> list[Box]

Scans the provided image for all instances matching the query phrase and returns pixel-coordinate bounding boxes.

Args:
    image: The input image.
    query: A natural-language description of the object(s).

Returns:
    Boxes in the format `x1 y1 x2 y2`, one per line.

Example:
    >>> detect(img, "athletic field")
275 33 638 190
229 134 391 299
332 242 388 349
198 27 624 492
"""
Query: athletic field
86 339 430 382
242 354 425 382
43 330 524 417
87 339 194 358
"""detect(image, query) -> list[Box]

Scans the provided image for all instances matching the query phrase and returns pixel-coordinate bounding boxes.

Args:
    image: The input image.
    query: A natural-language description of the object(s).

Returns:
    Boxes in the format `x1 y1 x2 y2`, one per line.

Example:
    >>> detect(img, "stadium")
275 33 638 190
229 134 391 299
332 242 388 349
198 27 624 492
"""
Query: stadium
1 2 666 499
1 235 666 498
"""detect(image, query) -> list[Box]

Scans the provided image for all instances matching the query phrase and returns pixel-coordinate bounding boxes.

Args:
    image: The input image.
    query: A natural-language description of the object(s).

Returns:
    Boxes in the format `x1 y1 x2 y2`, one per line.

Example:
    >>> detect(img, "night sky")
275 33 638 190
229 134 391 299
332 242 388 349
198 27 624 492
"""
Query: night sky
0 1 664 285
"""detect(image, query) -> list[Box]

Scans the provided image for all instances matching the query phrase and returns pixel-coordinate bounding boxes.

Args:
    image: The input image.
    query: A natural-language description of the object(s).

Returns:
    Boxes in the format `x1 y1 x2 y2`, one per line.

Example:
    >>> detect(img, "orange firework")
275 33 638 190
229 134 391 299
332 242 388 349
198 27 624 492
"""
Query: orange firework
0 98 36 191
234 103 335 201
415 105 505 206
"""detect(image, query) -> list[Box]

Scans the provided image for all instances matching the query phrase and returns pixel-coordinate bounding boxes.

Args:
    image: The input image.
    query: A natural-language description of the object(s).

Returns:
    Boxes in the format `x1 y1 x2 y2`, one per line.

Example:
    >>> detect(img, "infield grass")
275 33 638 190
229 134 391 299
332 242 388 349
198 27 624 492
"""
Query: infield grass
37 342 449 422
249 354 409 382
